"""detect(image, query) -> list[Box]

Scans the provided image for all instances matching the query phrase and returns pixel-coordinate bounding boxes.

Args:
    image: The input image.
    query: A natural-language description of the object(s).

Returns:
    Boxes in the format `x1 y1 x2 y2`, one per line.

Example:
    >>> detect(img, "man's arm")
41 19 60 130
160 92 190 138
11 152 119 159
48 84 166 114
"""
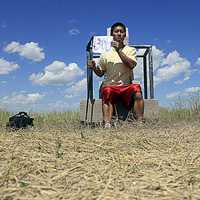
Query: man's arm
117 49 137 69
88 60 104 77
112 41 137 69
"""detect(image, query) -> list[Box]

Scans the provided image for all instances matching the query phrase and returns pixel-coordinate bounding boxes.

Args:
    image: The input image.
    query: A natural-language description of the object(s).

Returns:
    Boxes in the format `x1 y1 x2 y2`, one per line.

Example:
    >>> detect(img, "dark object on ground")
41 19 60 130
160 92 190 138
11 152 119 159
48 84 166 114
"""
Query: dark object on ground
6 112 34 130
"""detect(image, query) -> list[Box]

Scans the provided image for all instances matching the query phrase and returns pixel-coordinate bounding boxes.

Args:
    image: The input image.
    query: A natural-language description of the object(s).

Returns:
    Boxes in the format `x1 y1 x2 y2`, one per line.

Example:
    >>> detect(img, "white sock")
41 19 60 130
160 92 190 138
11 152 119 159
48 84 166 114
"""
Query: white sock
104 122 111 128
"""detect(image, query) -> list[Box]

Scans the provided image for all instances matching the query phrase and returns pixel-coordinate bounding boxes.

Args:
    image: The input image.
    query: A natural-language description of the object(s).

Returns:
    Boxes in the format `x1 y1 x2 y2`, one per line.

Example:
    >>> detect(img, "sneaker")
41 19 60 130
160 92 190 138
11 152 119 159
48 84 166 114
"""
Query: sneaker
104 122 111 129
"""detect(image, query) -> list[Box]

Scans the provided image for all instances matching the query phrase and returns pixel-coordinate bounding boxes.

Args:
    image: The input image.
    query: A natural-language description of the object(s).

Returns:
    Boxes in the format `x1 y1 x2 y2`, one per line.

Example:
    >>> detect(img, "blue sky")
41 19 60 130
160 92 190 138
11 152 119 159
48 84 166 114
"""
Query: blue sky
0 0 200 112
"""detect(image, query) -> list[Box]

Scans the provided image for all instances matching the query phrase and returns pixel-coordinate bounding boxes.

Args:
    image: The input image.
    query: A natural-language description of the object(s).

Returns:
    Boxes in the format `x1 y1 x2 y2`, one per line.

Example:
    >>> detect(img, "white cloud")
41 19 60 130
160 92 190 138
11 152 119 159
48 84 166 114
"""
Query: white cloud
0 92 45 111
196 57 200 65
152 46 166 71
47 100 79 112
65 94 73 98
166 86 200 99
4 41 45 62
29 61 84 85
166 91 181 99
185 87 200 93
174 76 190 85
154 50 191 85
65 78 87 98
1 80 7 84
134 45 165 81
1 92 45 105
61 78 87 112
0 58 19 74
135 46 191 85
68 28 80 36
136 49 146 56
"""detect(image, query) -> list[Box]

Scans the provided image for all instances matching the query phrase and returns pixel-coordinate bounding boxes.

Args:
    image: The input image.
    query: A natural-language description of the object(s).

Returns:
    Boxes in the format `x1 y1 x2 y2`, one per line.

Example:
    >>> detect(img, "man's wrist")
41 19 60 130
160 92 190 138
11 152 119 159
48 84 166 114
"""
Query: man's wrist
92 65 96 70
117 48 123 53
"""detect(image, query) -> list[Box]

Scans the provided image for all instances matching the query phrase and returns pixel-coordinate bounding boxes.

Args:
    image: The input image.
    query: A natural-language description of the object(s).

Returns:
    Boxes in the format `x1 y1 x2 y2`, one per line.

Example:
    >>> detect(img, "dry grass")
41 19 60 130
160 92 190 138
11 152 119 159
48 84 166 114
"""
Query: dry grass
0 116 200 200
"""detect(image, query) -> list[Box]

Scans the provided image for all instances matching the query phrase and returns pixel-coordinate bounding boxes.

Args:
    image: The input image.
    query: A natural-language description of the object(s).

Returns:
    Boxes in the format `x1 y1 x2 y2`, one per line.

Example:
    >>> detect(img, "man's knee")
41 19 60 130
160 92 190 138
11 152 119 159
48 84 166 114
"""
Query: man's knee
102 87 112 97
134 91 143 100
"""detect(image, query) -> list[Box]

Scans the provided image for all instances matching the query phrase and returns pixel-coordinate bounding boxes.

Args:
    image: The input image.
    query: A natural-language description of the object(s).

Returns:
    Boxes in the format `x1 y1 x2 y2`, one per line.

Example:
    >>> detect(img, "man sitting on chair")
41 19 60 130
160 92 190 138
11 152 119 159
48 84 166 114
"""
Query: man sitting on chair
88 22 144 128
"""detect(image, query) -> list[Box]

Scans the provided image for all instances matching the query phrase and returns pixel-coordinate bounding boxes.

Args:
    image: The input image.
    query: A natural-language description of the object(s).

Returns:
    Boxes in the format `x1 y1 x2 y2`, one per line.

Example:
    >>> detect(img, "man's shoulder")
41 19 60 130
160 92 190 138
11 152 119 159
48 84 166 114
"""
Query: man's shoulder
124 45 136 51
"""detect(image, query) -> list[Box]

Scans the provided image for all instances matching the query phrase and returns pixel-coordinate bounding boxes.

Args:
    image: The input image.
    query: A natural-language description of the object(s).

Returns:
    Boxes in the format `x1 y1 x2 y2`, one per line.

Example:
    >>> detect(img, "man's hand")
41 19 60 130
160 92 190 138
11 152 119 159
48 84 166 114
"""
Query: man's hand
111 41 124 52
88 60 104 77
87 60 96 70
111 41 120 51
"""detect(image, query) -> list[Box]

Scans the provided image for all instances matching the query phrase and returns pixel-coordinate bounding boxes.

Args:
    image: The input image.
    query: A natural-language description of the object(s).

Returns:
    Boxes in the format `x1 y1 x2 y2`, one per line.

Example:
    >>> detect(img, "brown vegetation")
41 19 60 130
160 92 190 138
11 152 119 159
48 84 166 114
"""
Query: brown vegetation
0 113 200 199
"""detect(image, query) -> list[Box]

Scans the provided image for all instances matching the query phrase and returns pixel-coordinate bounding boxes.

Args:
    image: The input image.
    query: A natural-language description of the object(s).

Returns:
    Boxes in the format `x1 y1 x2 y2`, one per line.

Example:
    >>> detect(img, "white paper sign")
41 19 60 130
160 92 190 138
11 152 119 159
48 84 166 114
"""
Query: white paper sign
92 36 113 54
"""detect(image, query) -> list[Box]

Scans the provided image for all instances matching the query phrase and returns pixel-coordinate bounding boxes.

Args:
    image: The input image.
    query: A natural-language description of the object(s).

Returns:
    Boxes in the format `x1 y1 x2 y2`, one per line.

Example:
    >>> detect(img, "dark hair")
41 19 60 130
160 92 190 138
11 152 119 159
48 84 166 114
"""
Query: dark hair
110 22 126 36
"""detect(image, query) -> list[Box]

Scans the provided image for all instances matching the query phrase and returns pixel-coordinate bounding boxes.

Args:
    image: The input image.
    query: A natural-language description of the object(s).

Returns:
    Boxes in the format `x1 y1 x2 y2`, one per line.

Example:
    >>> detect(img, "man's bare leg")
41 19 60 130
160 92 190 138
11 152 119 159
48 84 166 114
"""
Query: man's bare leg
134 92 144 121
103 102 113 127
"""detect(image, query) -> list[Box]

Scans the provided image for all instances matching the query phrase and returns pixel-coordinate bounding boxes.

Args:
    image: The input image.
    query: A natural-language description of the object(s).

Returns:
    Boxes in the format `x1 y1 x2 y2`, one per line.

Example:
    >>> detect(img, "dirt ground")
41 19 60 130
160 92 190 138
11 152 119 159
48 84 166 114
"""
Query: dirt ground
0 121 200 200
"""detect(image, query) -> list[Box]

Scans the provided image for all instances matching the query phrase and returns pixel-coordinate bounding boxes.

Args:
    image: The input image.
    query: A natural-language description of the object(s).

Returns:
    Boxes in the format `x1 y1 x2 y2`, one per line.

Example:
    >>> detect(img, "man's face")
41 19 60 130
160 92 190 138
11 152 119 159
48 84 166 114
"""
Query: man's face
112 26 126 43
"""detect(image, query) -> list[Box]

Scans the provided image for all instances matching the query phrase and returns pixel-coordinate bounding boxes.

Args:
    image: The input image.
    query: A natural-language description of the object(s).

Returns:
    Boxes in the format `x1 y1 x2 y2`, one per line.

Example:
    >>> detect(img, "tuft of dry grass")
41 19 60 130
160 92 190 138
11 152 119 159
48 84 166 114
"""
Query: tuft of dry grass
160 93 200 123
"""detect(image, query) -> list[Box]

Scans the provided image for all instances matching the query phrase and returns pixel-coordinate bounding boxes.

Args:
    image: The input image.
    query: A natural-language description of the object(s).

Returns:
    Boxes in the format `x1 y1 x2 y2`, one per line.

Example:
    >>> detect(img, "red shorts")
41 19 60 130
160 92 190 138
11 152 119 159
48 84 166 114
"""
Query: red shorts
101 84 142 110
